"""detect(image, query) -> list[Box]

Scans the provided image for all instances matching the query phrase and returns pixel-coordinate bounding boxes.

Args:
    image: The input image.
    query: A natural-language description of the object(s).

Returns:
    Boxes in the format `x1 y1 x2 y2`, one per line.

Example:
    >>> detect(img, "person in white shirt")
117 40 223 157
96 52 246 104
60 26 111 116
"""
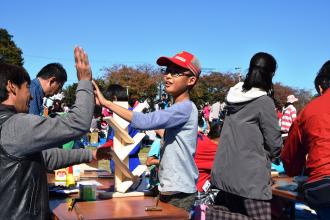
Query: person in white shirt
209 101 221 126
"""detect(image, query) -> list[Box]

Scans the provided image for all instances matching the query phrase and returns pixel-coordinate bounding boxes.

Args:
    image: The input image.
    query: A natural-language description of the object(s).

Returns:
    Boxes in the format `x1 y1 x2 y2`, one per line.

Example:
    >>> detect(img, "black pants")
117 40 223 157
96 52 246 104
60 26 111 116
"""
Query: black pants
159 192 196 212
206 191 271 220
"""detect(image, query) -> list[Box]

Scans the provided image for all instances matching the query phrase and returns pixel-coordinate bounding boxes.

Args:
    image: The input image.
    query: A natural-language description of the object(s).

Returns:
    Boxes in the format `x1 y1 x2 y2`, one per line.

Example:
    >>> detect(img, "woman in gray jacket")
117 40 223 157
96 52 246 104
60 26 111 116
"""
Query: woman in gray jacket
208 52 283 220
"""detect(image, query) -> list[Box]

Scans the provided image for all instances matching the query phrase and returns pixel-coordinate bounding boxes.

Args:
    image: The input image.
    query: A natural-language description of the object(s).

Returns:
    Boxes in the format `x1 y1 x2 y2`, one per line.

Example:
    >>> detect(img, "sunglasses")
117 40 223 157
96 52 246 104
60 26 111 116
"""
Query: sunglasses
161 68 195 78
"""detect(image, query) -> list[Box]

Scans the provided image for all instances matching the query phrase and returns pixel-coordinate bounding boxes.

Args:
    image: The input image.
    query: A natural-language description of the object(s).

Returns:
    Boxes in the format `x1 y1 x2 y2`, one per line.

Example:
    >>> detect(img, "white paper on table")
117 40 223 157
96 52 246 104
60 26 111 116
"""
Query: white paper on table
77 180 103 186
78 163 99 172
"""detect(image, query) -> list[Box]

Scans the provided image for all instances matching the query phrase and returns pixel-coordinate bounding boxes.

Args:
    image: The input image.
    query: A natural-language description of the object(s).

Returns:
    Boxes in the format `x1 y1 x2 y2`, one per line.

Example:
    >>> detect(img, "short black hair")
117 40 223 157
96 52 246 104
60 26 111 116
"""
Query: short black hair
0 63 31 102
314 60 330 95
243 52 277 94
208 123 222 140
36 63 67 83
104 84 128 102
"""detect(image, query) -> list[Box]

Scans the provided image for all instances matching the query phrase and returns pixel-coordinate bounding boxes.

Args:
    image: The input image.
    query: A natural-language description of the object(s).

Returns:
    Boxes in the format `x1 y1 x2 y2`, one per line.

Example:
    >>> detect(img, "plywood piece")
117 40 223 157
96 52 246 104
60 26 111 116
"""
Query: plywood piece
116 165 147 193
117 133 146 160
132 165 147 177
117 180 135 193
99 191 152 199
113 101 130 129
112 191 150 197
133 100 149 113
113 132 129 191
77 163 99 172
104 116 134 144
271 171 279 177
110 149 134 179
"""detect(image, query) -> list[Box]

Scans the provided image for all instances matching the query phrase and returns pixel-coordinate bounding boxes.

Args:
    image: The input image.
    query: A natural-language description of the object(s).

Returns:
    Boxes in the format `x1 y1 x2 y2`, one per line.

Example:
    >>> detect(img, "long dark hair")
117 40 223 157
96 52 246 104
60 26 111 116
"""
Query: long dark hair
243 52 277 96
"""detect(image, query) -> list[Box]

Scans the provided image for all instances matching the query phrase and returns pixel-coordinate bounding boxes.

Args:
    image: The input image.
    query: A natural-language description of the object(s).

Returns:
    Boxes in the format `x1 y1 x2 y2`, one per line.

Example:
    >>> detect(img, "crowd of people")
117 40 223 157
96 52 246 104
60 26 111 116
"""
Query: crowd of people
1 46 330 220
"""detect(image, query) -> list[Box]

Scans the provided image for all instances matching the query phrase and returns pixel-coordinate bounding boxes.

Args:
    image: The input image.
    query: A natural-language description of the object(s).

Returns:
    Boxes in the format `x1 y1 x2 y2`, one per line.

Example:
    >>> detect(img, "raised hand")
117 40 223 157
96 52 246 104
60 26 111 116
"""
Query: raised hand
74 46 92 81
92 80 107 106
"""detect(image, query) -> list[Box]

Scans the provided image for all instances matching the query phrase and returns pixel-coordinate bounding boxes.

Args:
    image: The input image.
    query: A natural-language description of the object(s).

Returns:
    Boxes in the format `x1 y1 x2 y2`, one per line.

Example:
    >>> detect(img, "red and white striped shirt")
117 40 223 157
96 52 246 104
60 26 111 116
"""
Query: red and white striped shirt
280 104 297 132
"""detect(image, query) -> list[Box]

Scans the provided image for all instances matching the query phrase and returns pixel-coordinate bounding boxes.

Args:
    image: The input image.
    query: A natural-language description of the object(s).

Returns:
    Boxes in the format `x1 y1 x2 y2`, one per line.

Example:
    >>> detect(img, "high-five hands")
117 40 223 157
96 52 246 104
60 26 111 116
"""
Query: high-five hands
74 46 92 81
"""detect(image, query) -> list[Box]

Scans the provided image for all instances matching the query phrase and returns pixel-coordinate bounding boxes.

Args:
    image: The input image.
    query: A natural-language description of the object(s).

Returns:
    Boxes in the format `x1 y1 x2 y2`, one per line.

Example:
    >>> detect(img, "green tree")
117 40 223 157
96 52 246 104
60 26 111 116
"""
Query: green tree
190 72 313 112
62 83 77 107
0 28 24 66
102 64 161 100
62 78 107 107
273 82 313 112
190 72 239 108
62 65 313 114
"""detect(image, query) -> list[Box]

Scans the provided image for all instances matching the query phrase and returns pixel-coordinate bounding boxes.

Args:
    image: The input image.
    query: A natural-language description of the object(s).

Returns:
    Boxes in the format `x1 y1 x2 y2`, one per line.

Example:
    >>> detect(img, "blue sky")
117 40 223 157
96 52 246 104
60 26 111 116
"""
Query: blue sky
1 0 329 92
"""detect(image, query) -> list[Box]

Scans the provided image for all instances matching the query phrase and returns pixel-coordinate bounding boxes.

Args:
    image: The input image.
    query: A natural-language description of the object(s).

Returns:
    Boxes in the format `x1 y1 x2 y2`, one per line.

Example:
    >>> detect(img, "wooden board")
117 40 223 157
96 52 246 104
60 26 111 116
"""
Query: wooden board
271 171 279 177
110 149 134 179
116 165 147 193
117 133 146 160
112 124 130 193
105 191 151 198
132 165 147 177
113 101 130 129
133 100 149 113
104 116 134 144
80 170 113 179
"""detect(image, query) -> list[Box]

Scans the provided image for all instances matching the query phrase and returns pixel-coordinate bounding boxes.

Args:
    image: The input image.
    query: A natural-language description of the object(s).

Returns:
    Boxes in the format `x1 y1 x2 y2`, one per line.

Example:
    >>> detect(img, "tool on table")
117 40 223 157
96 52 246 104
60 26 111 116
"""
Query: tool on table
68 198 85 220
68 198 77 211
145 196 162 211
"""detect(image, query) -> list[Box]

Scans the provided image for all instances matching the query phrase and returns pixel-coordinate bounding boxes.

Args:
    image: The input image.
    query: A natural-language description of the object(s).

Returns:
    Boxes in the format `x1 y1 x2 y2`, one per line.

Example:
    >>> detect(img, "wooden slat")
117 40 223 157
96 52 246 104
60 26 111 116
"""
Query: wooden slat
116 165 147 193
110 150 134 179
104 116 134 144
117 133 146 160
113 101 129 129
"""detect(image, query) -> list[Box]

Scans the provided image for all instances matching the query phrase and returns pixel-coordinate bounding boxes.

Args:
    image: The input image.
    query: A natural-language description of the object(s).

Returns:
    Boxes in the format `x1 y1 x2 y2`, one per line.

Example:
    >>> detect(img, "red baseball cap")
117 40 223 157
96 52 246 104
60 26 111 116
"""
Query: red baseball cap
157 51 201 77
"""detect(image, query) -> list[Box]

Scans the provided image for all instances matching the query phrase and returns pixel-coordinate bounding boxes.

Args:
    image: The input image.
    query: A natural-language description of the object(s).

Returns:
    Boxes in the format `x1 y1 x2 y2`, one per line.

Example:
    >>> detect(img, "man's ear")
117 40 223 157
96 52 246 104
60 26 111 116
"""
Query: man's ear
319 85 323 95
49 76 57 86
6 80 17 95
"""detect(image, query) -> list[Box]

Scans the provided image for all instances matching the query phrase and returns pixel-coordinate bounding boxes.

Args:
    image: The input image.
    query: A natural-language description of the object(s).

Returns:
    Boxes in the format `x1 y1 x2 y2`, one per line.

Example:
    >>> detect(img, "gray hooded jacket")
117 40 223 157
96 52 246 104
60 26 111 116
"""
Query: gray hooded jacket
211 82 282 200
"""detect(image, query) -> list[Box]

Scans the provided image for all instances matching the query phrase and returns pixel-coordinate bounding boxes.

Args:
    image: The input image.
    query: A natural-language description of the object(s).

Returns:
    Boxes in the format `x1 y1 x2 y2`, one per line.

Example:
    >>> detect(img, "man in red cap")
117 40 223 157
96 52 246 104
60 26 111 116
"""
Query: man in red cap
93 51 201 212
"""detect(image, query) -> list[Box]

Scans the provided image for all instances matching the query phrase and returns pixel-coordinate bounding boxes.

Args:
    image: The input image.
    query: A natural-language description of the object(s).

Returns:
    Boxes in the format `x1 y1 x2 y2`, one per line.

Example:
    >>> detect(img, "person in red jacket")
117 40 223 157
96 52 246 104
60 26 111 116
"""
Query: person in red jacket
194 114 220 192
281 60 330 219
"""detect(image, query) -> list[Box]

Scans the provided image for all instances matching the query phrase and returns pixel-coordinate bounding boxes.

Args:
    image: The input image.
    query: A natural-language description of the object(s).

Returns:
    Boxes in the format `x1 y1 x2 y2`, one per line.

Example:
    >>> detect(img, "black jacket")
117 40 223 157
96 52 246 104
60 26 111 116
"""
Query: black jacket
0 105 49 219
